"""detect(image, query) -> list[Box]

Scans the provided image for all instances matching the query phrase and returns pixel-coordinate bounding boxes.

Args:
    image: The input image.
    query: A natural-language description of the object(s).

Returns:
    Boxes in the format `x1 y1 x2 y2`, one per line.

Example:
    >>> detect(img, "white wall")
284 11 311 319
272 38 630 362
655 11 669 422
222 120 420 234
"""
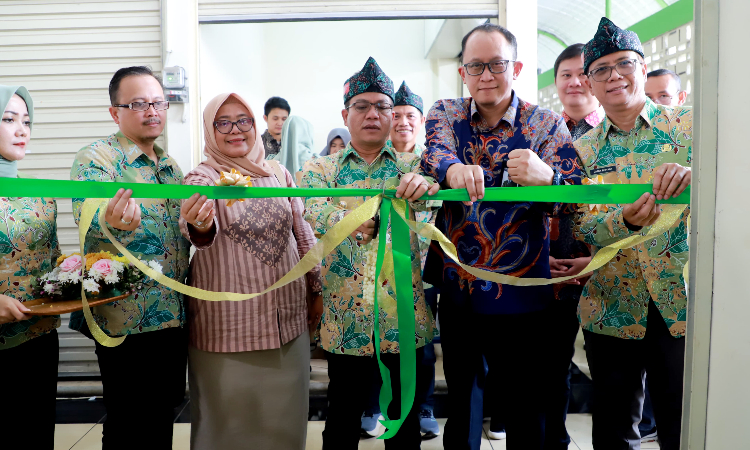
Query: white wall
503 0 538 102
162 0 199 174
703 0 750 446
199 19 461 153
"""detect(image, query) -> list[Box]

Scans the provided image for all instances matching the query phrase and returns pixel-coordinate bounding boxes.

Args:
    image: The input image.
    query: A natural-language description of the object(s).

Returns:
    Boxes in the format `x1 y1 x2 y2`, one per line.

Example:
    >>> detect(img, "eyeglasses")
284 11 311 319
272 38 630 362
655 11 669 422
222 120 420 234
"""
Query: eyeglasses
647 94 675 104
113 101 170 111
346 101 393 115
462 60 515 76
214 117 255 134
588 59 639 82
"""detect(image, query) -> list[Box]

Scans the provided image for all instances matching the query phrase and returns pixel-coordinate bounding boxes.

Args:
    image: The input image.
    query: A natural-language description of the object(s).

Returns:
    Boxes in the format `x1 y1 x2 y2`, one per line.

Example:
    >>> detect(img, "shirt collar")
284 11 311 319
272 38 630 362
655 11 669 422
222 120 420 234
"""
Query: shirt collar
339 140 397 164
470 90 519 131
599 99 656 144
115 131 166 166
561 106 605 128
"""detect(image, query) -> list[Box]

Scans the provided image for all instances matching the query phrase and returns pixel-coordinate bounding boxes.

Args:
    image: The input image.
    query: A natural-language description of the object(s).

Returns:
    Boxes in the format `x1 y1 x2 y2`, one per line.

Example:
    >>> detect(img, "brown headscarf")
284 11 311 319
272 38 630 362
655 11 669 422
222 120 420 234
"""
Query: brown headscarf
202 92 272 178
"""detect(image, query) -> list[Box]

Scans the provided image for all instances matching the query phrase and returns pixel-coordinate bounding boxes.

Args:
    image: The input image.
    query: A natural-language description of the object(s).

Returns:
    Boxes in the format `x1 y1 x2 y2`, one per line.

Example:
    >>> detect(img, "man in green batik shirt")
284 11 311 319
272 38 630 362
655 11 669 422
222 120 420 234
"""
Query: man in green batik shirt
573 18 692 450
70 66 190 449
301 57 439 449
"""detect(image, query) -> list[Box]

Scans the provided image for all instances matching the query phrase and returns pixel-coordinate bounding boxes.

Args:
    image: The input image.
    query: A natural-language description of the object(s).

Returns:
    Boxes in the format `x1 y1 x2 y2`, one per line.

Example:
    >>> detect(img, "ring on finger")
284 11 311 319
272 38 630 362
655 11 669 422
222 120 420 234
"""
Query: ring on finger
121 218 132 225
355 232 364 241
195 220 204 227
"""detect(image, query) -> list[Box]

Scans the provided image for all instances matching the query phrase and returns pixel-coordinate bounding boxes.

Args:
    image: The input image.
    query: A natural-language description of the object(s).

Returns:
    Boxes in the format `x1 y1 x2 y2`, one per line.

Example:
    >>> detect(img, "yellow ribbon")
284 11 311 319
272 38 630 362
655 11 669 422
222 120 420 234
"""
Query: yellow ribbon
215 168 253 206
391 199 688 286
79 195 687 346
79 196 382 345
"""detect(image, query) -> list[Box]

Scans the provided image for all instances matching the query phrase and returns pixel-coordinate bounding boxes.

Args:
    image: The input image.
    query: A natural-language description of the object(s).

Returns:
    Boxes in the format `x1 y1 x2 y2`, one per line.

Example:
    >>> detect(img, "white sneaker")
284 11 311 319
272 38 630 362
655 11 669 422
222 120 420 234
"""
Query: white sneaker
361 413 384 437
487 429 507 440
641 430 658 443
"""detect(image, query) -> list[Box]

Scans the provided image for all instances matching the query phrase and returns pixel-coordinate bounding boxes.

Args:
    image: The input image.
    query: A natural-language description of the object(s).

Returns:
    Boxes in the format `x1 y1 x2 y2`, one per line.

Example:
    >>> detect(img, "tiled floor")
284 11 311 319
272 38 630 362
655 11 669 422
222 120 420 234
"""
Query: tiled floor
54 329 659 449
54 415 661 449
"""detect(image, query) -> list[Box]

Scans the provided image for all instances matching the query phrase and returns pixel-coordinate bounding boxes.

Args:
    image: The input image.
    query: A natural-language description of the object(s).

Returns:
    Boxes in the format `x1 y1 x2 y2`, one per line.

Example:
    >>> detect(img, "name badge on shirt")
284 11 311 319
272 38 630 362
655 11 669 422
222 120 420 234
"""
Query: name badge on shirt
590 165 617 175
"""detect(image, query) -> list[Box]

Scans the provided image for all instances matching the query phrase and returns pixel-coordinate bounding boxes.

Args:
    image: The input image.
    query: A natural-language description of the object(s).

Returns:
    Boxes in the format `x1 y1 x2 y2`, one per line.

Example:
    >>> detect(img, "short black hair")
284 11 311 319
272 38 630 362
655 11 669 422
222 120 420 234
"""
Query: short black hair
460 23 518 62
647 68 682 91
108 66 162 105
554 43 585 79
264 97 291 116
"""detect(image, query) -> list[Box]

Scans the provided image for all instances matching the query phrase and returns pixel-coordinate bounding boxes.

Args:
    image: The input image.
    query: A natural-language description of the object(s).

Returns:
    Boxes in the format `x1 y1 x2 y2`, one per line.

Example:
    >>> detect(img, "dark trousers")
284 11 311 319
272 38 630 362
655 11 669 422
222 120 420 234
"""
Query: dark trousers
583 300 685 450
94 327 188 450
324 348 428 449
544 297 582 450
440 288 556 450
0 330 59 450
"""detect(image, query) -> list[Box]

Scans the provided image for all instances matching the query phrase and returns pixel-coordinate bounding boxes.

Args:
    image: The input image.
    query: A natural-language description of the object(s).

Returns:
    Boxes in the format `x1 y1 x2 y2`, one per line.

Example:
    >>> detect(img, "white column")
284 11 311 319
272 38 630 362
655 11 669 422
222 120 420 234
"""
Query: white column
161 0 200 174
686 0 750 448
498 0 538 102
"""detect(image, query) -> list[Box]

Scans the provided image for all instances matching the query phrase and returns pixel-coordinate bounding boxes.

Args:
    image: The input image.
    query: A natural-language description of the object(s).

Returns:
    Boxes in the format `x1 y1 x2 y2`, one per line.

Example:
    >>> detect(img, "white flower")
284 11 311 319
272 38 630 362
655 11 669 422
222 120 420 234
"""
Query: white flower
43 282 59 294
83 278 100 293
104 271 119 284
88 268 103 282
69 270 83 284
147 260 163 275
110 260 125 273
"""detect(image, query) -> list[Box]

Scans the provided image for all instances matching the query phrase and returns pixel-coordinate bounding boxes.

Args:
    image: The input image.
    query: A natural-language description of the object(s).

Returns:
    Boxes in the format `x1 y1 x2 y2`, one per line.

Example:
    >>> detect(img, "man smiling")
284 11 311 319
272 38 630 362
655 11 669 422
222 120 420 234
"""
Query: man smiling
574 18 692 450
420 23 581 450
390 81 426 154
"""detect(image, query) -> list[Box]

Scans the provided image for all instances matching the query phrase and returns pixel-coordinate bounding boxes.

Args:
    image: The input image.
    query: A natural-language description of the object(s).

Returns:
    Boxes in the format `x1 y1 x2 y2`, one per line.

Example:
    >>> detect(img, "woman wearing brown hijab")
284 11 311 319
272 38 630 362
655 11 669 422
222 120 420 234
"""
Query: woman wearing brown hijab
179 93 322 449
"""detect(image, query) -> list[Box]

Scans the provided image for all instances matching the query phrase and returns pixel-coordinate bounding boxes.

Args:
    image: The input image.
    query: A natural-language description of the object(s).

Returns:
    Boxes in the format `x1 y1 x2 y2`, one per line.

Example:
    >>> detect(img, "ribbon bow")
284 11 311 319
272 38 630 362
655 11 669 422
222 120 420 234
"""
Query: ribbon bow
214 168 252 206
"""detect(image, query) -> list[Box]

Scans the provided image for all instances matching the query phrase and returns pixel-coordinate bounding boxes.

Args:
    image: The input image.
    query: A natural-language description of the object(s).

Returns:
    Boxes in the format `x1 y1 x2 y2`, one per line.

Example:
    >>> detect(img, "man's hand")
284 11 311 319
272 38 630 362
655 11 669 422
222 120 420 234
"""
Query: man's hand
550 256 593 285
506 149 555 186
106 188 142 231
652 163 691 200
308 293 323 337
445 163 485 205
345 212 376 245
395 173 440 201
182 193 216 234
0 294 30 325
623 193 661 228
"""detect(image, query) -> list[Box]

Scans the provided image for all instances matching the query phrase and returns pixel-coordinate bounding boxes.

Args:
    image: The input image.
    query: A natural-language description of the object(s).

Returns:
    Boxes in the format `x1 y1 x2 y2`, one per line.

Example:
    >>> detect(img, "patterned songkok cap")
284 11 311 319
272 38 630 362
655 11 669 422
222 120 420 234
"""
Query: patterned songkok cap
394 81 423 114
343 56 395 105
583 17 645 74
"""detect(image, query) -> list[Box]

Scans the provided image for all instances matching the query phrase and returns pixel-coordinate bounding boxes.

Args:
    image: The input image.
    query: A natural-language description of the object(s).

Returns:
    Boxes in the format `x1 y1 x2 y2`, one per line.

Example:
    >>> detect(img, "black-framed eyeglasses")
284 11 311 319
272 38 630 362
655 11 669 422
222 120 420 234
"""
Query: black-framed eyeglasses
214 117 255 134
346 101 393 115
113 101 170 111
588 59 639 82
462 60 515 76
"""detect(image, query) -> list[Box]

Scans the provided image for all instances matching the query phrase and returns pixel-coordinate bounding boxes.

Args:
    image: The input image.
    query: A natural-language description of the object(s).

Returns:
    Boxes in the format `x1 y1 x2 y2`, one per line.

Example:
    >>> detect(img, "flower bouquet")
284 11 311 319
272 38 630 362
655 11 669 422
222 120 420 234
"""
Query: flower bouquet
31 251 162 302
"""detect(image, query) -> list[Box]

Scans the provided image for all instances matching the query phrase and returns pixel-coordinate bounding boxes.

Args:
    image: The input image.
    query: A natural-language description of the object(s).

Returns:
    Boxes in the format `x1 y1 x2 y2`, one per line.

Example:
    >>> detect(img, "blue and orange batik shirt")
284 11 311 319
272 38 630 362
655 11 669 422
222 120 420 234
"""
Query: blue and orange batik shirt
420 92 582 314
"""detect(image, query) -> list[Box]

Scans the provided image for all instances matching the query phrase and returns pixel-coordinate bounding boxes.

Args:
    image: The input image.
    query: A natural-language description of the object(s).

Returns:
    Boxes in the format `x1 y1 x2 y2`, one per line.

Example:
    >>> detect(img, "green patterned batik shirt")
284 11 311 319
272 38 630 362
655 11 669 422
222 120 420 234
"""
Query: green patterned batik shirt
70 132 190 337
573 99 692 340
300 141 437 356
0 191 61 350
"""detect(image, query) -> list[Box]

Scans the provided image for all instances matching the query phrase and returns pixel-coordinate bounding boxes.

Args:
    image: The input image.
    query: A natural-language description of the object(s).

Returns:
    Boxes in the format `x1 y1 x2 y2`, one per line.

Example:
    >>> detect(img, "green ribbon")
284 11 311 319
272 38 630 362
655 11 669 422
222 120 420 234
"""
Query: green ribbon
1 177 690 203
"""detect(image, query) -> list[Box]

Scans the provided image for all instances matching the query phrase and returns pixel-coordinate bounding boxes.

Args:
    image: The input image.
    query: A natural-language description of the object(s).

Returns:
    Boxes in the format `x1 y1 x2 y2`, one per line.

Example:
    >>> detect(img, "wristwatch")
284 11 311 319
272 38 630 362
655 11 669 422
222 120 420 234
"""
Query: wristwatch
551 168 563 186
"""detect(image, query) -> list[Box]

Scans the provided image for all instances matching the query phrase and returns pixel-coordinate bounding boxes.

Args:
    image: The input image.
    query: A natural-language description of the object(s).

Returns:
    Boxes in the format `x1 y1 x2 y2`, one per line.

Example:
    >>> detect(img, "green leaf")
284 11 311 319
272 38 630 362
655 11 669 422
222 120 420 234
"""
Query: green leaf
13 267 29 277
336 164 368 185
610 145 630 158
125 228 164 255
138 301 175 328
652 126 674 145
662 317 676 329
677 309 687 322
384 328 399 342
621 165 633 179
0 230 13 255
602 313 637 328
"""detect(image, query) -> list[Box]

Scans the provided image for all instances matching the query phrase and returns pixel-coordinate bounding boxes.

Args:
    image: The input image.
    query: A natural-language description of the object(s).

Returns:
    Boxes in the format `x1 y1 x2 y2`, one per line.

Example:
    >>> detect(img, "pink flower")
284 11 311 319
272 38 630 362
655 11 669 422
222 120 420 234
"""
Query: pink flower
91 259 114 277
59 255 82 272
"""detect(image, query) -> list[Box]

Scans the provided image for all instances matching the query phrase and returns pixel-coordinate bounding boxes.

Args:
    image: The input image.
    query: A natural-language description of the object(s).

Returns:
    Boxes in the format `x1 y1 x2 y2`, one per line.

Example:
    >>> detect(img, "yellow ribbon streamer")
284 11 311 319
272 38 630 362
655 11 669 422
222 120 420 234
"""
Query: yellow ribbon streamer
79 194 688 347
391 199 688 286
79 195 382 346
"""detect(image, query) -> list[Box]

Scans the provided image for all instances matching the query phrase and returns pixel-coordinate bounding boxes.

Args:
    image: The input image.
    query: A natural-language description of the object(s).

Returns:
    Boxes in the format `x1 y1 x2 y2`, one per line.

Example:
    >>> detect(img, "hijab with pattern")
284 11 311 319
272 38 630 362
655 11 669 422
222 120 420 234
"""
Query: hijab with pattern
0 85 34 178
202 92 272 178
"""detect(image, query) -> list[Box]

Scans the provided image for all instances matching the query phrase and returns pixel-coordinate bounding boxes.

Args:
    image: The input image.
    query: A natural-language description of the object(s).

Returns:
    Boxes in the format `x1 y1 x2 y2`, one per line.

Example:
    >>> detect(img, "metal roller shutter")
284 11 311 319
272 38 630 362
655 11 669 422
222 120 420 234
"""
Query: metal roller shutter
198 0 500 22
0 0 164 377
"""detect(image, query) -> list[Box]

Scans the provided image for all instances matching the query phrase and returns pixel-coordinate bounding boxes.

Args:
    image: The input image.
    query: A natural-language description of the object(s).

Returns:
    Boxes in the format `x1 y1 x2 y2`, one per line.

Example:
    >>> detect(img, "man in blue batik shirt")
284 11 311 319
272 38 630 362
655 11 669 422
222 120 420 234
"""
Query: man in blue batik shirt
420 23 582 450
